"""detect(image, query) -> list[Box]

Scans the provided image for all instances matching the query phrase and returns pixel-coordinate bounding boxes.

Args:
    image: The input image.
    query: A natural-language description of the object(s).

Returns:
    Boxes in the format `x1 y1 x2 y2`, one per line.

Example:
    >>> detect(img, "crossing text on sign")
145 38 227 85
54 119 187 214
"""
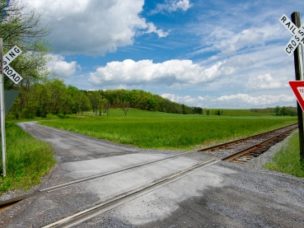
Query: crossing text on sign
3 45 22 66
280 14 304 55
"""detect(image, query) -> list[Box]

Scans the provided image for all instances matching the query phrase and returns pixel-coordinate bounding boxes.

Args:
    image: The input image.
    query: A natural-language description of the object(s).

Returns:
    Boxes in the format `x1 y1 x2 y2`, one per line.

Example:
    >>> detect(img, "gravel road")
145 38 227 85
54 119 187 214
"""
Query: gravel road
0 122 303 227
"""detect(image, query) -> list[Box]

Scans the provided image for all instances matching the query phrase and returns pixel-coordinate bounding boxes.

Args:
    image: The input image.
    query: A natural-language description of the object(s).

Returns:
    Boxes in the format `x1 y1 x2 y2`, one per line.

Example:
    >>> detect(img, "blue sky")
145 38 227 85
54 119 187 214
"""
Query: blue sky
20 0 304 108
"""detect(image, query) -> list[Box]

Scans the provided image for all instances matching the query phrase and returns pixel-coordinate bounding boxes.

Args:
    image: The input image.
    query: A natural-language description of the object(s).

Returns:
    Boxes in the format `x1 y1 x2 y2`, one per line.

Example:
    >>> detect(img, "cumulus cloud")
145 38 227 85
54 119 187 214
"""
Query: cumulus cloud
89 59 233 86
194 44 293 94
217 93 294 106
145 22 169 38
152 0 192 14
205 25 282 55
47 54 79 78
161 93 295 108
19 0 168 55
161 93 205 106
247 73 284 89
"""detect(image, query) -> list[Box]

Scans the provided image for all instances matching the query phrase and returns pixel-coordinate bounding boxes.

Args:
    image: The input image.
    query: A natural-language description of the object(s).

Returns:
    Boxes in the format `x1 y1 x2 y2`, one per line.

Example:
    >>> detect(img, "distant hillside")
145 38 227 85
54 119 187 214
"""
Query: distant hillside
87 89 297 116
86 89 201 115
9 79 297 119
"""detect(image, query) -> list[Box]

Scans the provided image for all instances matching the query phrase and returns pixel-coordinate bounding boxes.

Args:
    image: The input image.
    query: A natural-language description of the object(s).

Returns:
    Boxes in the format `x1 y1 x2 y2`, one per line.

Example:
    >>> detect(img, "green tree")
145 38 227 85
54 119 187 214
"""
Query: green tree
45 80 66 114
1 1 49 118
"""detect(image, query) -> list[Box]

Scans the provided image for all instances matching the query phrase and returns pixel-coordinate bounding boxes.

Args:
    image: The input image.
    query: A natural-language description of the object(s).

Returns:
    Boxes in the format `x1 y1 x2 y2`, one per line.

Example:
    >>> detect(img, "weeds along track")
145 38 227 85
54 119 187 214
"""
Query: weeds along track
200 124 297 163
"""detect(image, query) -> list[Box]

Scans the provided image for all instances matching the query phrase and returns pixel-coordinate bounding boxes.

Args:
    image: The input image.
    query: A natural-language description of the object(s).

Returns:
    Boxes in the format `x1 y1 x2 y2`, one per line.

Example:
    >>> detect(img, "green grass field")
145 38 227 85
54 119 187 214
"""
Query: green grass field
265 132 304 177
0 123 55 194
40 109 296 149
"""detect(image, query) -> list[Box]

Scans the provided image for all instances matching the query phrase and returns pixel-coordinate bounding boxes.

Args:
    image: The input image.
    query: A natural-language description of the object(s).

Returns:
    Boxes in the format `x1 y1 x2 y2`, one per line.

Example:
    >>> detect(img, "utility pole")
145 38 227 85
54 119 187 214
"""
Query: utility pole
0 38 7 176
291 12 304 161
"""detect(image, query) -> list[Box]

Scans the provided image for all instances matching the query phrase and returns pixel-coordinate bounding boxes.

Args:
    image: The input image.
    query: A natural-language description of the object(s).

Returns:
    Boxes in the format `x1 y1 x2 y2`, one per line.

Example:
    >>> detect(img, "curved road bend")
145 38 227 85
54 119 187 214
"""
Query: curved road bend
0 122 303 227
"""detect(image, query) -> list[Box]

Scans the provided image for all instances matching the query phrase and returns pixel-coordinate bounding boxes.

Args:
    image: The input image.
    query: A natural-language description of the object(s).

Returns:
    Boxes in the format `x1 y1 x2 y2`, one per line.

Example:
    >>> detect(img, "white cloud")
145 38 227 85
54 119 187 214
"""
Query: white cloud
153 0 192 14
161 93 295 108
18 0 168 55
89 59 233 86
47 54 79 78
203 24 282 55
247 73 284 89
217 93 294 106
145 22 169 38
195 44 293 95
161 93 204 106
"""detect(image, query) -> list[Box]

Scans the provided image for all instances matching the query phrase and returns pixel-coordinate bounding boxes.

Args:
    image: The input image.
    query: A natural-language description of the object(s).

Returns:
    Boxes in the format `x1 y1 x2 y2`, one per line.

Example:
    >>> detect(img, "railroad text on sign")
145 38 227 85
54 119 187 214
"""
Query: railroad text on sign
279 14 304 55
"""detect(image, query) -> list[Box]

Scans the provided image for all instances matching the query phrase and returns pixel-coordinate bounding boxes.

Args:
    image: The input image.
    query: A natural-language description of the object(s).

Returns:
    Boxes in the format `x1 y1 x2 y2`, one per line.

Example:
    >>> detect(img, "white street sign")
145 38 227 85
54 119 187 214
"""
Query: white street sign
3 64 23 84
2 45 23 84
280 14 304 55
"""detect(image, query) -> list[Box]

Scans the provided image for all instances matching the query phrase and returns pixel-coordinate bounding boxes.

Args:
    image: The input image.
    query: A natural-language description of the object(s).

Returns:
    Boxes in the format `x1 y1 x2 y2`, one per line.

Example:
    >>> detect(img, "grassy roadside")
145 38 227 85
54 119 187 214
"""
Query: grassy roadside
0 122 55 194
40 109 296 149
265 132 304 178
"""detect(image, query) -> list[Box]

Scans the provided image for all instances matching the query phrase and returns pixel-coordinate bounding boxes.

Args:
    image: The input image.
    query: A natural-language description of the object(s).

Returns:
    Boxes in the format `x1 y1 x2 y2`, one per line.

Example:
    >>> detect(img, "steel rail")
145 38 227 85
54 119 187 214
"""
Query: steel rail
222 126 296 162
199 123 297 152
0 151 187 208
42 158 219 228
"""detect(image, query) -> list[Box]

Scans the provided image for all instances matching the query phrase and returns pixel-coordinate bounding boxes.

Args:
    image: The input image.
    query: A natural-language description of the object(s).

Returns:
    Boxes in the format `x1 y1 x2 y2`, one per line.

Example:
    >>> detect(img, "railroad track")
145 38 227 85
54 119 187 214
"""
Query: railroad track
42 158 218 228
200 123 297 163
38 124 298 227
0 149 197 208
0 124 297 226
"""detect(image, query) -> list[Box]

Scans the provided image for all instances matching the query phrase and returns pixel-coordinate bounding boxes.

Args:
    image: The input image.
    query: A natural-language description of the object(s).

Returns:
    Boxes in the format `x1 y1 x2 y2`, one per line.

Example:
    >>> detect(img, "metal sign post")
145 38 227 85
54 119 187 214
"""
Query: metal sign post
0 38 6 176
0 40 23 177
280 12 304 161
292 12 304 162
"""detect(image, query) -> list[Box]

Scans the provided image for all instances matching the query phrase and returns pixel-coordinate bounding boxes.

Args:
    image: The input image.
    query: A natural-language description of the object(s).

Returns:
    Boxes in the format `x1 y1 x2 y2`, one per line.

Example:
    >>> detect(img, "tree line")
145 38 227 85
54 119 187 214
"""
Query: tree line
9 79 205 118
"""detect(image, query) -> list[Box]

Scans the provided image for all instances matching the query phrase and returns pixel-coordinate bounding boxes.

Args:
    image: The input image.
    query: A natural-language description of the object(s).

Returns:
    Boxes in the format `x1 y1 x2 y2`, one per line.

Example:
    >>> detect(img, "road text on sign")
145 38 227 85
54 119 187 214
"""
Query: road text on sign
279 14 304 55
2 45 23 84
3 64 22 84
289 81 304 111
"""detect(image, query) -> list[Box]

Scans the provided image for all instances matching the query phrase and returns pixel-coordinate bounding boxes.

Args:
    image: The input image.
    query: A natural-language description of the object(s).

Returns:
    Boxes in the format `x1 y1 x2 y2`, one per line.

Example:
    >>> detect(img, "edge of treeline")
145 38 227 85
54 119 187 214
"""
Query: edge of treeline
7 79 298 119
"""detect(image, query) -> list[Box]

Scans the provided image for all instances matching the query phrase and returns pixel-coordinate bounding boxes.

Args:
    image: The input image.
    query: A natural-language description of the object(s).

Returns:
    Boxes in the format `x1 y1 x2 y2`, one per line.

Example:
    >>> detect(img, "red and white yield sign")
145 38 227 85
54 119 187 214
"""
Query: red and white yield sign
289 81 304 111
2 45 23 84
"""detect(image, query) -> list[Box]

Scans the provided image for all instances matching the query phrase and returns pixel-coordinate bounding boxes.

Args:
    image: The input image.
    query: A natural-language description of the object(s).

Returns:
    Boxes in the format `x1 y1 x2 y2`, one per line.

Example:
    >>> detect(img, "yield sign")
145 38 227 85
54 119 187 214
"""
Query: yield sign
289 81 304 111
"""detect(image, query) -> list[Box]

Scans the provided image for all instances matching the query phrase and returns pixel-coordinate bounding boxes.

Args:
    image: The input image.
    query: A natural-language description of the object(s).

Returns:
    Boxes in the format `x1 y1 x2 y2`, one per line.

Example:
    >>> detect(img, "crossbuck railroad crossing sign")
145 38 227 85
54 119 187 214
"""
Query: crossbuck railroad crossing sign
279 14 304 55
1 44 23 177
2 45 23 84
280 14 304 111
280 12 304 161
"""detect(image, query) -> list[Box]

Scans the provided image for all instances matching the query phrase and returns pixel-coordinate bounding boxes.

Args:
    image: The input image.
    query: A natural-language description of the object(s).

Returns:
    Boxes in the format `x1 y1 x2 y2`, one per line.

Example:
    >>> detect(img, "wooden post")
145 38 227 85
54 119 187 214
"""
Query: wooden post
0 38 6 176
291 12 304 162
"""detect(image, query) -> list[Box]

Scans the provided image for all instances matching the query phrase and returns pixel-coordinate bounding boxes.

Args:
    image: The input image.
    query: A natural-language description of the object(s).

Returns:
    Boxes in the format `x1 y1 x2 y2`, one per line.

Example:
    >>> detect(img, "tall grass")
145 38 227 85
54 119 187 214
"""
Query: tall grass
0 122 55 194
265 132 304 177
40 109 296 149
